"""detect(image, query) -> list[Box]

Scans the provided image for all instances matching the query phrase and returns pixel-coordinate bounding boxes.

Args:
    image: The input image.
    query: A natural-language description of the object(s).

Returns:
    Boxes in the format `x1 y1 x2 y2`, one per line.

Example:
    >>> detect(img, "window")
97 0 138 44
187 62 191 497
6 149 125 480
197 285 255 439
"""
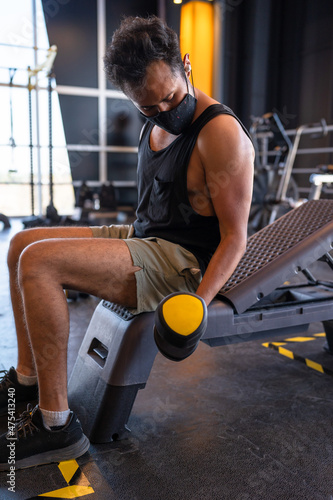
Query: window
0 0 74 217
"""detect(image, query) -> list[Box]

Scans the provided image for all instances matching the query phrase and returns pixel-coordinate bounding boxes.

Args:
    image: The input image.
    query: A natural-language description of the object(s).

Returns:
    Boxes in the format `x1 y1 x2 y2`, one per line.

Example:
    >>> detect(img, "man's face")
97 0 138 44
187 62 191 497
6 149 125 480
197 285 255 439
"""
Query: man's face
127 60 188 117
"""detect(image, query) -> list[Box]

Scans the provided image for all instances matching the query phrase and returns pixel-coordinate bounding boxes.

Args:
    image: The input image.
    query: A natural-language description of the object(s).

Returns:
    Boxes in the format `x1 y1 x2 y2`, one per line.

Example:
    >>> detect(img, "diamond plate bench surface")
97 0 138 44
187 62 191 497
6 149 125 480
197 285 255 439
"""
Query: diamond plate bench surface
218 199 333 313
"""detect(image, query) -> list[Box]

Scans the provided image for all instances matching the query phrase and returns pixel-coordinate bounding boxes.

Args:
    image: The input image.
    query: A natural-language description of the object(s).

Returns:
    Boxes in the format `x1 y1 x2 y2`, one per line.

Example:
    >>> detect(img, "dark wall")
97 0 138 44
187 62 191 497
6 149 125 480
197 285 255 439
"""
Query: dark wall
222 0 333 130
268 0 333 173
43 0 98 88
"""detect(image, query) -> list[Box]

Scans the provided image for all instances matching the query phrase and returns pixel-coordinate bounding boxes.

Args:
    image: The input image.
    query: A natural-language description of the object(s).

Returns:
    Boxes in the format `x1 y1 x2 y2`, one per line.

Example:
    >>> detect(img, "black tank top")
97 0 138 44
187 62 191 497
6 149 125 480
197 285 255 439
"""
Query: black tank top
133 104 251 274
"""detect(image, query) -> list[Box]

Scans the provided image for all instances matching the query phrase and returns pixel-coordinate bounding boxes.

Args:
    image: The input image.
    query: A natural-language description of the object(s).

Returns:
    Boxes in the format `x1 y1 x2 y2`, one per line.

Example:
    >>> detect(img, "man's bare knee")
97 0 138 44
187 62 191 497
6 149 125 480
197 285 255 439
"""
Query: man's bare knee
7 230 36 270
7 228 61 270
17 241 46 289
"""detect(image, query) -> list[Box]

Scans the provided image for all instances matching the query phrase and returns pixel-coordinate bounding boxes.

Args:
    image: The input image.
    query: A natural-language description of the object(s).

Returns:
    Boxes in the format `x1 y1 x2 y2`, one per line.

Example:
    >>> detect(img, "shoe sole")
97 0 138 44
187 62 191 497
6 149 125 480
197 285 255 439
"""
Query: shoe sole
0 434 90 470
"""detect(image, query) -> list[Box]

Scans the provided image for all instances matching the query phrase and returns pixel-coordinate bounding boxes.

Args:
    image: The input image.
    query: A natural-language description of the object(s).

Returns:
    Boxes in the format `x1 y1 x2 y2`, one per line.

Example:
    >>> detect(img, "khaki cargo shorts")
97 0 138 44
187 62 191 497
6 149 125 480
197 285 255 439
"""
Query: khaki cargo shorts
90 224 202 314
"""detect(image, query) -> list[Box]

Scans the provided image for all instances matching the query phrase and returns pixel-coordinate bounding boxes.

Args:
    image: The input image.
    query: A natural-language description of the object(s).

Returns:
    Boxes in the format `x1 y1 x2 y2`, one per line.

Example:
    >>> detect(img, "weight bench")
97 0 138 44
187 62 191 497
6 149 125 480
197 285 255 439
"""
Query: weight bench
68 199 333 443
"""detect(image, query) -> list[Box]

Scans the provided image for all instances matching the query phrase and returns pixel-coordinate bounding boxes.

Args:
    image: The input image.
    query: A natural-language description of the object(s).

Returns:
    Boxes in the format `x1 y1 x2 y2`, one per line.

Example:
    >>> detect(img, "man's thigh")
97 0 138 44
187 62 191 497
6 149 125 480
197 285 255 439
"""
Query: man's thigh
23 225 94 242
19 237 140 308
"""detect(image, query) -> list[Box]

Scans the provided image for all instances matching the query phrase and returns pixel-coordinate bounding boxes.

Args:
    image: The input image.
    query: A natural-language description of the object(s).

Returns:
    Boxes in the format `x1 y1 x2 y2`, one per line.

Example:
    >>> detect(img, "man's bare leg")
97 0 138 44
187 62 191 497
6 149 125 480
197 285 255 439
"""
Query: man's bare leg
7 227 93 377
17 237 140 412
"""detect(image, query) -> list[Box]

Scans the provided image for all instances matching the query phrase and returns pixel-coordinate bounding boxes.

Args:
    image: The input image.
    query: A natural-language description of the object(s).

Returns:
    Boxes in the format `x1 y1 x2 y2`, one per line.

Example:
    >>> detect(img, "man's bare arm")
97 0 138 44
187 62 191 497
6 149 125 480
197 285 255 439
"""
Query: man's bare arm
195 113 254 306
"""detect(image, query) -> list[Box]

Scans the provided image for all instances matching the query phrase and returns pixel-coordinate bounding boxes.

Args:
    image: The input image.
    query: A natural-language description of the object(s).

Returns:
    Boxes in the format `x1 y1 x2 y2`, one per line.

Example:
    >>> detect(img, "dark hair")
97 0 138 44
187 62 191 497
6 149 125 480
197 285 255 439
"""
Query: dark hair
104 16 184 93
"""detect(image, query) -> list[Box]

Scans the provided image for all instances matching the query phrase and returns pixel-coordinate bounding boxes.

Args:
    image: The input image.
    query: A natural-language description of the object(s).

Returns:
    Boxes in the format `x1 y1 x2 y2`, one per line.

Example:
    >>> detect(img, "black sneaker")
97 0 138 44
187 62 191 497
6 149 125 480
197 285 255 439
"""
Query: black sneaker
0 367 38 417
0 404 90 470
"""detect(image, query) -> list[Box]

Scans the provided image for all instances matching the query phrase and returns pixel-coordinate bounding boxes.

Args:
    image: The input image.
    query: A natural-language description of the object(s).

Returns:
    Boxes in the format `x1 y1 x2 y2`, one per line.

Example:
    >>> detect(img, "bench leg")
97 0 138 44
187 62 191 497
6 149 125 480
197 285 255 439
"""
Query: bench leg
68 357 145 441
323 320 333 354
68 301 157 443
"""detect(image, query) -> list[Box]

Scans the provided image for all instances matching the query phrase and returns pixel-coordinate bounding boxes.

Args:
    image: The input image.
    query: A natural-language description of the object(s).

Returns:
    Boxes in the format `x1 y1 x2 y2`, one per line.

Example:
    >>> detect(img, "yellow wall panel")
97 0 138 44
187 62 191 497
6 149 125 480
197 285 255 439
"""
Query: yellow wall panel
180 1 214 97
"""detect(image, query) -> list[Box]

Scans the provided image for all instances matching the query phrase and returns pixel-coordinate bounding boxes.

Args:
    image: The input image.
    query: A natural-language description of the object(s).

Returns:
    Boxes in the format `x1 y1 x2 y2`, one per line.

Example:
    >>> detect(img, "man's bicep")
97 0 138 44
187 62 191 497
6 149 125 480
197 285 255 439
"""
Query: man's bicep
209 162 253 239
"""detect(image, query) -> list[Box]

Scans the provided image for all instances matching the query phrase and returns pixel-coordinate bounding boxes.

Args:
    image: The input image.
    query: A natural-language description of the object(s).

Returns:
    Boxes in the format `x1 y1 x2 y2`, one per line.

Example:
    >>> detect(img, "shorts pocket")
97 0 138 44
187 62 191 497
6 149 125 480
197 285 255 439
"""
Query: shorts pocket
148 177 174 222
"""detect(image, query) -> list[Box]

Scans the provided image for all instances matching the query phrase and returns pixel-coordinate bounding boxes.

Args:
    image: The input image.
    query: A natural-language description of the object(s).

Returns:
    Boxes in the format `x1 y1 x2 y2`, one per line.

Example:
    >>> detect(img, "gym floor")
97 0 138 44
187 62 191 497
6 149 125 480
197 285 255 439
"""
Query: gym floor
1 220 333 500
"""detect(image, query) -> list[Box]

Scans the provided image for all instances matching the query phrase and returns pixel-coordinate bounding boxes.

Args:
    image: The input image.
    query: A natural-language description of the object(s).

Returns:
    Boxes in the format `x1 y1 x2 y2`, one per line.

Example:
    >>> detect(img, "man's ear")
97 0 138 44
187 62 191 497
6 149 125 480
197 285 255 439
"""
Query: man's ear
183 53 191 75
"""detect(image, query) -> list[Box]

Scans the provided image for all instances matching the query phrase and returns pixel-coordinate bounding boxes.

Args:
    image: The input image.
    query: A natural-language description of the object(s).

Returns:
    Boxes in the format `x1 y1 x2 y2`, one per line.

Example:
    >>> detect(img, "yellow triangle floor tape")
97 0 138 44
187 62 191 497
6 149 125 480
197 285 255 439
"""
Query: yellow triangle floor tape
38 484 94 498
58 460 79 484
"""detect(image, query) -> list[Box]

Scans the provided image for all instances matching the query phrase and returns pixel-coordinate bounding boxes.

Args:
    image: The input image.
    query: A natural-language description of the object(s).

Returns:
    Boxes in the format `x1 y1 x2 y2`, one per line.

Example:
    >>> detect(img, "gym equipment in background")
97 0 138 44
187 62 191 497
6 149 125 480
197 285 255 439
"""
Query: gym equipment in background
0 68 18 230
23 46 67 228
249 112 295 233
309 164 333 200
0 213 11 230
268 117 328 224
8 68 17 152
249 112 330 233
28 65 35 217
73 182 118 225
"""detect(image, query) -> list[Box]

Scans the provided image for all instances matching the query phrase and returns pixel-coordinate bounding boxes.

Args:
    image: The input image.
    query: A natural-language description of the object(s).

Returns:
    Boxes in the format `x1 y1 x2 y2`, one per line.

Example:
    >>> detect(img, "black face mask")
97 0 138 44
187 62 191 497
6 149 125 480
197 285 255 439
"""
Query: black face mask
139 77 197 135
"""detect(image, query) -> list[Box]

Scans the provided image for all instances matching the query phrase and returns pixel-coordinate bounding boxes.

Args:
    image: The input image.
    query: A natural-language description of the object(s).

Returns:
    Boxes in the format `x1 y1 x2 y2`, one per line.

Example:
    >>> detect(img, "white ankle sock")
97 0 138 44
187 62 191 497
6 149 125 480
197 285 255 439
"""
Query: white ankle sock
16 370 37 386
40 407 71 430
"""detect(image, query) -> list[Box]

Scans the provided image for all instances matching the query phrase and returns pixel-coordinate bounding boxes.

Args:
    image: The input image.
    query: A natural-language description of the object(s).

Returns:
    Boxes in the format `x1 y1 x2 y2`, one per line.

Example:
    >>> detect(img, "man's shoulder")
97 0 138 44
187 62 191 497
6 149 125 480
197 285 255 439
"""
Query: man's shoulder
196 107 254 165
197 106 248 145
196 99 251 146
194 92 239 131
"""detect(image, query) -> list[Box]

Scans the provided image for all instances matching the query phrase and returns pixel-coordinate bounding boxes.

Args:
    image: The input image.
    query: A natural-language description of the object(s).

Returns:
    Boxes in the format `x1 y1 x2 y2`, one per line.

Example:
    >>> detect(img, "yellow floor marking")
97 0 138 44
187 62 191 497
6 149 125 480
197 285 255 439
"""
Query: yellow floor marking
283 336 316 342
278 347 294 359
58 460 79 484
262 342 286 347
262 338 333 376
38 460 94 498
39 485 94 498
313 332 326 337
305 359 325 373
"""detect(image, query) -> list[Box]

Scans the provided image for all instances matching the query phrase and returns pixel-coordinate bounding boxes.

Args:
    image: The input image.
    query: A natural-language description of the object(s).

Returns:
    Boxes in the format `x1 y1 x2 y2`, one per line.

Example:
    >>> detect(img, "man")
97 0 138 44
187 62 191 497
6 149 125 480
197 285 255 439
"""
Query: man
0 16 254 469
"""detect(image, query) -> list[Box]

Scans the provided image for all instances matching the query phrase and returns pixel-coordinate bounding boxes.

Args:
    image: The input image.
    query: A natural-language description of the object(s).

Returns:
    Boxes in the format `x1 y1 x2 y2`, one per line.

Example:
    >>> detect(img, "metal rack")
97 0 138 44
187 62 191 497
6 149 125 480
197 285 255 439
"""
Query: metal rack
249 113 333 233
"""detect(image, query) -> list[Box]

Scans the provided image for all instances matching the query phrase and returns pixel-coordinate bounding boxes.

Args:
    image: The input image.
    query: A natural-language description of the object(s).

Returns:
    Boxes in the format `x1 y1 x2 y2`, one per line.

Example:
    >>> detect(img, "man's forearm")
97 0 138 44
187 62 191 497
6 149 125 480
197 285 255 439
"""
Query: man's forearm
195 234 246 306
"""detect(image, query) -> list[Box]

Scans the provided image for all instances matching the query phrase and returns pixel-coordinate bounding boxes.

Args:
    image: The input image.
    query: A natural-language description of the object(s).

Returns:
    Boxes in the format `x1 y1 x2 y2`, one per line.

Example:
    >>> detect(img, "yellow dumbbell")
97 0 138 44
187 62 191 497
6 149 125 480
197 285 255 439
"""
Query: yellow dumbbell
154 292 207 361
